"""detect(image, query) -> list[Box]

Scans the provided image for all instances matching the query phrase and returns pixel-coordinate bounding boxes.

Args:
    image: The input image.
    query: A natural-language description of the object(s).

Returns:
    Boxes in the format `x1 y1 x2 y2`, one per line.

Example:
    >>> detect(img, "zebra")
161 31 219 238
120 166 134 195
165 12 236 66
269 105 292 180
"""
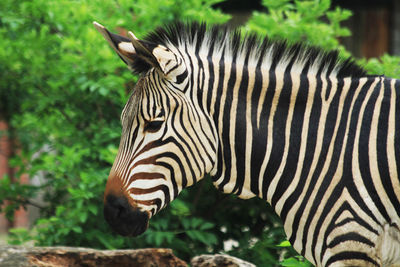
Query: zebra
93 21 400 266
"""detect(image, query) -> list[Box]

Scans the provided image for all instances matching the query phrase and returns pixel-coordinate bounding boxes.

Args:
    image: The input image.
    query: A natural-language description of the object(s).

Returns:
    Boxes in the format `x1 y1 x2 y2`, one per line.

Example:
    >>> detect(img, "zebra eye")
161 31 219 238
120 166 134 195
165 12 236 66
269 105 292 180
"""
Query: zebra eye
144 120 163 132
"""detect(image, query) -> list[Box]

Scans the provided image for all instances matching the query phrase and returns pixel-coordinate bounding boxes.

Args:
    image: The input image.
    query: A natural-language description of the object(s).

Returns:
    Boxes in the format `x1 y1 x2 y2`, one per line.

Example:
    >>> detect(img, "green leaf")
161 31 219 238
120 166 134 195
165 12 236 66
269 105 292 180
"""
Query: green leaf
96 234 117 250
277 240 292 247
154 232 164 246
281 256 313 267
199 222 215 230
79 212 88 223
88 204 98 215
72 226 82 233
190 218 203 229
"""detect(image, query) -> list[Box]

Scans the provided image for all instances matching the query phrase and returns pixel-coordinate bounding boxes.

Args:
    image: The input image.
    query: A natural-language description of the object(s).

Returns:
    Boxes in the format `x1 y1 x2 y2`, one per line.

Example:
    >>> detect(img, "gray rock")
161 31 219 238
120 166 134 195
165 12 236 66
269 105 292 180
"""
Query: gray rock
191 254 256 267
0 246 187 267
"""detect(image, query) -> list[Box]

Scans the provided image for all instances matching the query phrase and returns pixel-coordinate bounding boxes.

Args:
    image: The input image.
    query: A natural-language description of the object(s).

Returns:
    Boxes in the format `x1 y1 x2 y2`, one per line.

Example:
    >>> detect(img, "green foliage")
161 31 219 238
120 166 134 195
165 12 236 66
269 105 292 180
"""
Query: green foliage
0 176 34 221
361 54 400 79
281 257 313 267
2 0 400 266
278 241 313 266
8 228 33 245
243 0 352 57
134 0 231 25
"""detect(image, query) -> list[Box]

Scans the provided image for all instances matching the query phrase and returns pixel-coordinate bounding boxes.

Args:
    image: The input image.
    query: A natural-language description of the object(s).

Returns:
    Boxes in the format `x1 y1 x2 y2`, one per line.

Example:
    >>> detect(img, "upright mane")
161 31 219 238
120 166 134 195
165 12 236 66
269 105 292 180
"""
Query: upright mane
139 21 366 78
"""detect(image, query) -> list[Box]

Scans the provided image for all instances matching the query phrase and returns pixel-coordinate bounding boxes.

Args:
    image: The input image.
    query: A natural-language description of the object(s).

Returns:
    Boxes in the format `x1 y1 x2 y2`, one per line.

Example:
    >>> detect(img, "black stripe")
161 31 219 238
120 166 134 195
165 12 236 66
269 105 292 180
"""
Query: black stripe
259 70 276 199
328 232 375 248
395 79 400 203
211 47 226 182
250 66 266 195
377 78 400 218
233 55 250 195
325 251 379 267
217 54 236 190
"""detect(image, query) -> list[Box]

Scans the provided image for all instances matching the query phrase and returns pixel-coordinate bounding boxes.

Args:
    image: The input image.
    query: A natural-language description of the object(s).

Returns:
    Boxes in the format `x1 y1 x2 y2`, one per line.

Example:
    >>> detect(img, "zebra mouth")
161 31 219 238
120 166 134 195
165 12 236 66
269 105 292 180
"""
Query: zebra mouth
104 194 149 237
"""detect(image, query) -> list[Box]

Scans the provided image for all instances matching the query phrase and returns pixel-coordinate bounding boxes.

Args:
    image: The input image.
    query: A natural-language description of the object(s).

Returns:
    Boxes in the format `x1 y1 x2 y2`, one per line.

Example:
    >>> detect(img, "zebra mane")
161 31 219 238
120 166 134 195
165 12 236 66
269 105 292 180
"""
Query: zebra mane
140 21 366 78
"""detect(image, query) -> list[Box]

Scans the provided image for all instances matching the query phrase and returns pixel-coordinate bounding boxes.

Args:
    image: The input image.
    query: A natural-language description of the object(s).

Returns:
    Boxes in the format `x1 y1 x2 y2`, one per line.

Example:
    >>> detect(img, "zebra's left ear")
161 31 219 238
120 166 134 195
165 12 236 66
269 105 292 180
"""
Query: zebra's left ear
128 31 187 81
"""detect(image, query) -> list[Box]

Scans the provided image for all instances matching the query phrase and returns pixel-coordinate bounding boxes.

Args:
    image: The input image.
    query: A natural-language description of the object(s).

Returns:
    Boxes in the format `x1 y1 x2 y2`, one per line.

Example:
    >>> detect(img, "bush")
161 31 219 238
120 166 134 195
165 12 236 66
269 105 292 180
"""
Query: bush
243 0 352 57
1 0 398 266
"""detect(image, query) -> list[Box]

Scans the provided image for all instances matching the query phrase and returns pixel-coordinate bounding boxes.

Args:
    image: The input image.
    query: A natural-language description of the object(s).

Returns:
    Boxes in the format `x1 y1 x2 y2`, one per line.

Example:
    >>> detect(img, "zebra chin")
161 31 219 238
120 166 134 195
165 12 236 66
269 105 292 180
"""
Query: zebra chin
103 194 149 237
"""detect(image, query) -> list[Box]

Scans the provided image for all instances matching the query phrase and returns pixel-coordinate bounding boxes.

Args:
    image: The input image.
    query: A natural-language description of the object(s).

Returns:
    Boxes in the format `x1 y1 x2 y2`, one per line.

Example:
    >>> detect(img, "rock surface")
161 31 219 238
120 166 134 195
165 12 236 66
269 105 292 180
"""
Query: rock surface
0 246 187 267
191 254 256 267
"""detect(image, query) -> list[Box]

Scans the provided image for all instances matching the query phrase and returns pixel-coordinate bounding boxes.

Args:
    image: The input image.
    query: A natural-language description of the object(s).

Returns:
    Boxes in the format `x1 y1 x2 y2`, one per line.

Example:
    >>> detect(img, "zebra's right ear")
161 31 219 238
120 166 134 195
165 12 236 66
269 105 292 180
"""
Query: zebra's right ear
93 22 137 67
127 31 187 80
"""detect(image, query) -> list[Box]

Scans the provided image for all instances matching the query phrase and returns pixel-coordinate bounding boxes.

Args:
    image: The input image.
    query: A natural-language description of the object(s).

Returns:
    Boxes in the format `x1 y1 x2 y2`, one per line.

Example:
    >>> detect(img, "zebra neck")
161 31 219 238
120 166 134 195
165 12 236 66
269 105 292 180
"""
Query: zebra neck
203 58 373 205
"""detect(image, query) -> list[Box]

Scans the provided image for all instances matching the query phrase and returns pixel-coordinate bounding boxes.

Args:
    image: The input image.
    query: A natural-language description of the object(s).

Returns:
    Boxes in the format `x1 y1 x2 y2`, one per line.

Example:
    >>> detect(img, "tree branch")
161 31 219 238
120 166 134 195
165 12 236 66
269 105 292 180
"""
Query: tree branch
3 197 45 210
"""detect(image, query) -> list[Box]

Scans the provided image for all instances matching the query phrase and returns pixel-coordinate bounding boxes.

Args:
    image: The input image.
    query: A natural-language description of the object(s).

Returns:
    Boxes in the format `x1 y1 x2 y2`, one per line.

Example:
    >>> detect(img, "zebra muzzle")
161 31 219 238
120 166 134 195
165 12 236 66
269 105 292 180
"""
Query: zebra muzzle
103 194 149 237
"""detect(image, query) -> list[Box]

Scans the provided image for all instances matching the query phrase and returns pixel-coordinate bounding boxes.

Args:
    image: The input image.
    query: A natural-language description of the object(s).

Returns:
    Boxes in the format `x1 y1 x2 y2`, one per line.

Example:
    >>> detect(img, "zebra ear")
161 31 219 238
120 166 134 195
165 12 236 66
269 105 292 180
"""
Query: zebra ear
128 31 186 79
93 22 137 67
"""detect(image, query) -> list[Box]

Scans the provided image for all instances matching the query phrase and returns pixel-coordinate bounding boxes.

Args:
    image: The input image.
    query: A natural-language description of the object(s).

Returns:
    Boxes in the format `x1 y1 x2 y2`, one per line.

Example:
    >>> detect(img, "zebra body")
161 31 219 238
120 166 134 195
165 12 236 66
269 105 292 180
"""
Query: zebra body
94 21 400 266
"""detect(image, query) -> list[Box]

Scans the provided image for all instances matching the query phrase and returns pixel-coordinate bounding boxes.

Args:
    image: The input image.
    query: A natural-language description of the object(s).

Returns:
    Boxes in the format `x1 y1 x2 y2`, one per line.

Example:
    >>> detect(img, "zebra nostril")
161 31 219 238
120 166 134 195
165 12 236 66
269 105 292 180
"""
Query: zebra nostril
104 194 149 237
104 195 128 219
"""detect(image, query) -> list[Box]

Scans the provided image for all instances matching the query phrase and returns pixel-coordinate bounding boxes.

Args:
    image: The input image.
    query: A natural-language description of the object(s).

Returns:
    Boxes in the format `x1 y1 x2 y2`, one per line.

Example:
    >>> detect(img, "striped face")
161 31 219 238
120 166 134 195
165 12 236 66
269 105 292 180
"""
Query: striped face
94 22 217 236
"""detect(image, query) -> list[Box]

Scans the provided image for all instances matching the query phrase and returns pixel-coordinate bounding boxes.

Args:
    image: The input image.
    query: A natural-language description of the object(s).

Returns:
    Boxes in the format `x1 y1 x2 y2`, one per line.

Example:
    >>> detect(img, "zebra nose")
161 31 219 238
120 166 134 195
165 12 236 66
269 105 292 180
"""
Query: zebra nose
103 194 149 236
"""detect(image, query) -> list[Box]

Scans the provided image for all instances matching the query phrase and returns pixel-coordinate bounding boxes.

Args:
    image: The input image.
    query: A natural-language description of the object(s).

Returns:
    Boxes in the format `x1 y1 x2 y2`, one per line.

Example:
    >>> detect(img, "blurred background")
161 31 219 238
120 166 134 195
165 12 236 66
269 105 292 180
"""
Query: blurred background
1 0 400 266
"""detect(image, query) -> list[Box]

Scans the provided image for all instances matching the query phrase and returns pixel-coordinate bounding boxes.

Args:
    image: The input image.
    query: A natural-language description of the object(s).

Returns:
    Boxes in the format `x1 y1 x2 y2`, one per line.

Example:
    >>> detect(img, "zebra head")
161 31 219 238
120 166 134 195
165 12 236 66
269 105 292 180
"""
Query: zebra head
94 22 218 236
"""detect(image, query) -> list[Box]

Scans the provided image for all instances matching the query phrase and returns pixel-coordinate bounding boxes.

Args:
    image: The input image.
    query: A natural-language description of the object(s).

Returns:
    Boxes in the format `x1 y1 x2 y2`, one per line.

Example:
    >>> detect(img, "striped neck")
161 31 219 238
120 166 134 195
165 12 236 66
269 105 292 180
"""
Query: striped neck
195 52 371 202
